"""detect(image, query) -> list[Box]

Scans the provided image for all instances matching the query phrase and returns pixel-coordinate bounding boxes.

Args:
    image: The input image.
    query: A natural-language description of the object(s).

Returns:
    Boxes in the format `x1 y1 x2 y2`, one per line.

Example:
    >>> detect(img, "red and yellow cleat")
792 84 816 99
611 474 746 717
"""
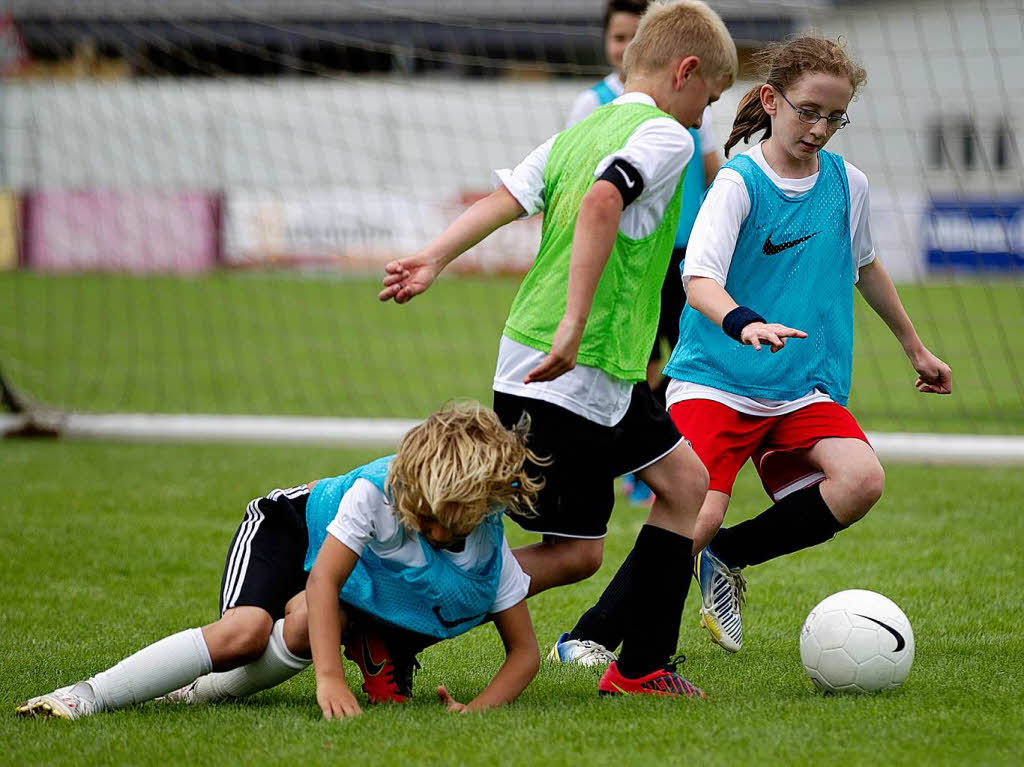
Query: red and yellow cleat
598 661 706 698
343 628 418 704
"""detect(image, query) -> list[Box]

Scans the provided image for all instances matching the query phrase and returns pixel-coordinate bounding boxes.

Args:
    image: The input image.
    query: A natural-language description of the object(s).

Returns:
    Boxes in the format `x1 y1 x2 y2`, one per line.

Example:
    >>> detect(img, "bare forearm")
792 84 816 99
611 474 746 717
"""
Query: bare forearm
687 275 807 352
685 276 738 326
856 260 924 355
465 646 539 712
306 573 346 679
421 187 525 269
563 183 622 324
464 602 539 712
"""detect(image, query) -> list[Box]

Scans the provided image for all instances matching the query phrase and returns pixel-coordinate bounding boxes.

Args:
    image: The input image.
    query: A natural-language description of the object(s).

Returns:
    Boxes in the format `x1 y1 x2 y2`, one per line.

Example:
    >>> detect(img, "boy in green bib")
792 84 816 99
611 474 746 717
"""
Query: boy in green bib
380 0 736 697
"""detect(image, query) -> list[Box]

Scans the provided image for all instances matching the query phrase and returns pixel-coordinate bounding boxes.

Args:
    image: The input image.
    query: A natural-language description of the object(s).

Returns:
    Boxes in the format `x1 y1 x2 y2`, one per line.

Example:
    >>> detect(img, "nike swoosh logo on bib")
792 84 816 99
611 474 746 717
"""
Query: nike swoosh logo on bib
856 614 907 652
433 605 484 629
762 231 819 255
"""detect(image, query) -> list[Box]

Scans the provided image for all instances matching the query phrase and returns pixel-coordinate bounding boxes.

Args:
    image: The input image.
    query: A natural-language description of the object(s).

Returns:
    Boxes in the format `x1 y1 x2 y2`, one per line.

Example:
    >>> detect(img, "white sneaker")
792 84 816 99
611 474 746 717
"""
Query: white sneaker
156 679 200 704
547 632 617 667
694 547 746 653
16 685 100 720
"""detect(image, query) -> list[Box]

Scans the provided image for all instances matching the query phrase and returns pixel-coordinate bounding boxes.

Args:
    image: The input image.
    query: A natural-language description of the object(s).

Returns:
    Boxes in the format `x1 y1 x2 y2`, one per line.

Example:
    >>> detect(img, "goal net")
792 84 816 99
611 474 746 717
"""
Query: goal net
1 0 1022 459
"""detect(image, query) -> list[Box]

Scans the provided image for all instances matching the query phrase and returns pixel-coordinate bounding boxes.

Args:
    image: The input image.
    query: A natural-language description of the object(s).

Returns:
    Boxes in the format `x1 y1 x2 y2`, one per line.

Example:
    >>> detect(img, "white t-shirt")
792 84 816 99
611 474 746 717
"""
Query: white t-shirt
493 92 694 426
566 72 625 127
666 142 876 417
325 478 530 615
566 73 719 162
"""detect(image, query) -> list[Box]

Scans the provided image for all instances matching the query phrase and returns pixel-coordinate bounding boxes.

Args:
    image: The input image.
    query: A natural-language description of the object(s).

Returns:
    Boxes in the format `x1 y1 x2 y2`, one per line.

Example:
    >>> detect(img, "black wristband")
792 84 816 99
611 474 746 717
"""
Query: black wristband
722 306 765 342
597 158 644 207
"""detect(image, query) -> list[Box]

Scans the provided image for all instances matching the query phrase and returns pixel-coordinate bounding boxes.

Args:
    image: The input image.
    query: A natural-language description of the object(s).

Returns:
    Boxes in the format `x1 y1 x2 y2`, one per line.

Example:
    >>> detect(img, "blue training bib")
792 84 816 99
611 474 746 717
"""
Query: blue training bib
674 127 704 248
305 457 505 639
664 149 855 404
590 79 617 106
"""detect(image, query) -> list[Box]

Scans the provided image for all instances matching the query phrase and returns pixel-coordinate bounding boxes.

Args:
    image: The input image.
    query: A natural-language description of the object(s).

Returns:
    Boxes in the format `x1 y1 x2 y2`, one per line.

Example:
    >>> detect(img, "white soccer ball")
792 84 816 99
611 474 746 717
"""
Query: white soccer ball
799 589 915 693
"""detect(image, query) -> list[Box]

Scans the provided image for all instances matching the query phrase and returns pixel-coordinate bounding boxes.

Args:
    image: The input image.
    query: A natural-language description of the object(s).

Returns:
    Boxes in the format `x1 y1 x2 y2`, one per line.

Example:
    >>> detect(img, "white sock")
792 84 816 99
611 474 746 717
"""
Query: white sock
77 628 212 711
189 619 311 702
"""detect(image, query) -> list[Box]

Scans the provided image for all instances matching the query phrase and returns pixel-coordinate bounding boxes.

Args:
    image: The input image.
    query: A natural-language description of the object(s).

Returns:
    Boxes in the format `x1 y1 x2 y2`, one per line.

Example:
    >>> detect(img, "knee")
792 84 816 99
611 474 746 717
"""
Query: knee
554 539 603 583
688 457 711 501
646 447 709 508
283 602 310 657
678 445 709 499
567 545 603 582
697 502 727 534
219 617 273 664
839 462 885 523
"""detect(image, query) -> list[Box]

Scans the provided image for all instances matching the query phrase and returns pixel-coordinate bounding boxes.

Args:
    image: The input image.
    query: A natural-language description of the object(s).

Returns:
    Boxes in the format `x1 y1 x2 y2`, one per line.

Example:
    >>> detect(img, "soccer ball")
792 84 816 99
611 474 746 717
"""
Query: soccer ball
799 589 915 693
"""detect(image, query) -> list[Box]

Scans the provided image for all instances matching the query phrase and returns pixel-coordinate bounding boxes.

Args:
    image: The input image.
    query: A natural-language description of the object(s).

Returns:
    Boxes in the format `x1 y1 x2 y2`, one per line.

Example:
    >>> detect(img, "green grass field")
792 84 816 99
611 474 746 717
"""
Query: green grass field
3 273 1023 433
3 439 1022 765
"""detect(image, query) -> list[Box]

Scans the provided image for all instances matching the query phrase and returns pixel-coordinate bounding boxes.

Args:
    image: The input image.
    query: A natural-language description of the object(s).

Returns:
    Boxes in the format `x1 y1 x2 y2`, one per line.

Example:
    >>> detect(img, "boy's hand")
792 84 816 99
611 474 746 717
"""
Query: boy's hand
524 317 584 383
437 685 468 714
316 676 363 720
911 348 952 394
740 322 807 353
378 254 442 304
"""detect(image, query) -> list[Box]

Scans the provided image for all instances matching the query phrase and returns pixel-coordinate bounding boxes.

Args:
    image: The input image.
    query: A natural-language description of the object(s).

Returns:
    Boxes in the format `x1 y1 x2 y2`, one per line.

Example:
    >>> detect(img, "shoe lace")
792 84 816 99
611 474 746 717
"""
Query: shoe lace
664 653 687 674
660 654 706 698
726 568 747 611
579 641 617 664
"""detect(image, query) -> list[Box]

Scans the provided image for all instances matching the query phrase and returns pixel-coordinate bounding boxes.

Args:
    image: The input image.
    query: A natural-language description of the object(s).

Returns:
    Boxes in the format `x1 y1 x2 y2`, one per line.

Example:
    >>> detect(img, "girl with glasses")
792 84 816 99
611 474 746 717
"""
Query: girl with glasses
656 35 952 654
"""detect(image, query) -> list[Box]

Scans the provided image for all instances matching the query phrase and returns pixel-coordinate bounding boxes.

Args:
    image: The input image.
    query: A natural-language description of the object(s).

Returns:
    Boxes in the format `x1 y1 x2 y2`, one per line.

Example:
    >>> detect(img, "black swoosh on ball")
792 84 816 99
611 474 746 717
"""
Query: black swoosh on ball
762 231 819 255
856 614 907 652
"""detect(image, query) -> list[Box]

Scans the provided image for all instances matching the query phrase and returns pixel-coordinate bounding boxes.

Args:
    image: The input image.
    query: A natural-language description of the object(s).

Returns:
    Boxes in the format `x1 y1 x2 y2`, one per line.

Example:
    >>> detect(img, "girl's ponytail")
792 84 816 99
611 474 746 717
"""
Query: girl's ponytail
725 84 770 157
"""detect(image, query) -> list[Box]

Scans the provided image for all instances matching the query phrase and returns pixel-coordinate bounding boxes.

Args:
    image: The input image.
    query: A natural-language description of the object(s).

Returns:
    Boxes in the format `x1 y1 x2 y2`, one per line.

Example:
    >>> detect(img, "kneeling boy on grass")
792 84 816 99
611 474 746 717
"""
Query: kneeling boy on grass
17 402 543 720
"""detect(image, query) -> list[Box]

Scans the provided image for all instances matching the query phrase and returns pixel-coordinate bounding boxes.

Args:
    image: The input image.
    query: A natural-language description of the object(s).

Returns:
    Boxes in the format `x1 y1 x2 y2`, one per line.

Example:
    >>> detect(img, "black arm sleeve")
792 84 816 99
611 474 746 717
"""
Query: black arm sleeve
597 158 645 208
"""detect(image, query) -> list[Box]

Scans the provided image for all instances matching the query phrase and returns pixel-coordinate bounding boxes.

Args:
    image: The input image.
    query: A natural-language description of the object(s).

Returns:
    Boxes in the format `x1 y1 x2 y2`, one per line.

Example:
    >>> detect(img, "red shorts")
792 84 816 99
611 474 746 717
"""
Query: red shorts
669 399 870 501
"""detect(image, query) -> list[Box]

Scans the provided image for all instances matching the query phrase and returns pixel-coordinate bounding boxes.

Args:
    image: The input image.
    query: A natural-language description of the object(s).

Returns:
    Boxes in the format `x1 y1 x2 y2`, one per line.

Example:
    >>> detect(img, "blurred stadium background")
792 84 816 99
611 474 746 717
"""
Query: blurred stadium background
0 0 1021 456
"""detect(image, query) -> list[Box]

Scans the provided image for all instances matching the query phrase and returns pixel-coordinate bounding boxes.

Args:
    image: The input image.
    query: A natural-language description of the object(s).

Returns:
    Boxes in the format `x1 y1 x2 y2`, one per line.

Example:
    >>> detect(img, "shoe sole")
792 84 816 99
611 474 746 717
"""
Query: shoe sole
598 687 706 699
699 610 741 654
598 688 672 697
15 699 72 720
547 651 613 668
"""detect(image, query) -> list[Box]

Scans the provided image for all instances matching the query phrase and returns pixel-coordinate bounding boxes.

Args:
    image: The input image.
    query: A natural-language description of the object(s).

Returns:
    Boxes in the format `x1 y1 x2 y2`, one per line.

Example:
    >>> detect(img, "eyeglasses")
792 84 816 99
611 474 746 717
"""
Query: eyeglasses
777 89 850 130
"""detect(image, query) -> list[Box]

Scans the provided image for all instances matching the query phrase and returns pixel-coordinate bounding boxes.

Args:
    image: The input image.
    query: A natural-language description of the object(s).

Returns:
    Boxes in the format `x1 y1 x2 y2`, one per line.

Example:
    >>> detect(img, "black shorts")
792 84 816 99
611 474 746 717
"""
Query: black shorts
219 485 311 620
493 383 683 539
650 247 687 363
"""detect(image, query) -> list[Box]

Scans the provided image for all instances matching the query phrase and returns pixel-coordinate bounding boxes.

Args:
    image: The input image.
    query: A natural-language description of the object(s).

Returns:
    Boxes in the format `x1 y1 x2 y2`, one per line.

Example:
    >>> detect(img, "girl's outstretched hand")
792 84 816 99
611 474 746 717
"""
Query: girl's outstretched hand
437 685 468 714
740 322 808 352
911 348 952 394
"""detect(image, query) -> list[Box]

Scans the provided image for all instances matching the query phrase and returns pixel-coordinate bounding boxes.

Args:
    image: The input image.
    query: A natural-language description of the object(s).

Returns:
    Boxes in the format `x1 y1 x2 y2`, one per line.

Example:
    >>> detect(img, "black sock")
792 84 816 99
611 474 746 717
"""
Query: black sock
567 550 635 650
710 483 846 570
615 524 693 679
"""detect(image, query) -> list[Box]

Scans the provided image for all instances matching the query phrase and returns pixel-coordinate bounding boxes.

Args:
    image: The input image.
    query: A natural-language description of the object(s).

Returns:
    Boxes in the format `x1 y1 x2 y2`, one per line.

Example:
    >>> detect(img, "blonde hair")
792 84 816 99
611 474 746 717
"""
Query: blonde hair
725 35 867 156
623 0 738 87
387 401 546 537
